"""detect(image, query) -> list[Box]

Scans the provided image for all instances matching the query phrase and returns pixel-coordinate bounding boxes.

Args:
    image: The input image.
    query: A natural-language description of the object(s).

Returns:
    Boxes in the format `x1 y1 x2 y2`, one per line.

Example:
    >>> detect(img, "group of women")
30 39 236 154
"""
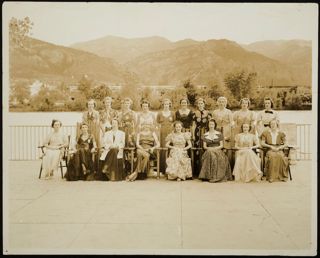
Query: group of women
40 96 289 184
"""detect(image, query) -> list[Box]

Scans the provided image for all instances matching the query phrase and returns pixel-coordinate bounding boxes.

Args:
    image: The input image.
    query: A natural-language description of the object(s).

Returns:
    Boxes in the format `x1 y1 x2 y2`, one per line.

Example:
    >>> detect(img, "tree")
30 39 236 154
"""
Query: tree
183 79 197 106
90 84 113 102
224 70 257 100
10 81 30 104
9 17 33 48
78 75 93 99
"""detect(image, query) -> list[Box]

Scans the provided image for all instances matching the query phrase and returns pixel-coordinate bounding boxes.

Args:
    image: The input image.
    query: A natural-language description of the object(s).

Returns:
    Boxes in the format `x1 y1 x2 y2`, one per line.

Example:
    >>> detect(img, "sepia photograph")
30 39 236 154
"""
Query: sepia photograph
2 2 318 255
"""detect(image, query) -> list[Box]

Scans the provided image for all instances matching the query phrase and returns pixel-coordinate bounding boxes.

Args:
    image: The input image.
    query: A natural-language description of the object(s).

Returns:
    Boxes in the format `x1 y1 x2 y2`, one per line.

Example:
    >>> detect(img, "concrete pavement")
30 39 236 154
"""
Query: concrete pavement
3 160 317 255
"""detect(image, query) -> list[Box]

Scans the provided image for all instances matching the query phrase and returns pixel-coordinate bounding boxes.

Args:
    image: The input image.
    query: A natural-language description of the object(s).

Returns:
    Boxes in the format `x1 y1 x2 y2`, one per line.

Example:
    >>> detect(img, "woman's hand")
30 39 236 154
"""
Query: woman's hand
91 148 96 153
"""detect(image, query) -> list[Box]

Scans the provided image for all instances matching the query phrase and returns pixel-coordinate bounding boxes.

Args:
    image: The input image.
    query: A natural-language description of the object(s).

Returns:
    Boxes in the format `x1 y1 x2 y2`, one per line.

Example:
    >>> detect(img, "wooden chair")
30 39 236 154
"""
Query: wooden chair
38 135 71 179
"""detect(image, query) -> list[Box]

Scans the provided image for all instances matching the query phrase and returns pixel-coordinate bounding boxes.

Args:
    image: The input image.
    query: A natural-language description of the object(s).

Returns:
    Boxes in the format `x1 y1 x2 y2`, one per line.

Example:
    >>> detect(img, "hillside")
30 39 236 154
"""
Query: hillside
71 35 200 64
9 37 139 85
243 40 311 85
125 39 306 86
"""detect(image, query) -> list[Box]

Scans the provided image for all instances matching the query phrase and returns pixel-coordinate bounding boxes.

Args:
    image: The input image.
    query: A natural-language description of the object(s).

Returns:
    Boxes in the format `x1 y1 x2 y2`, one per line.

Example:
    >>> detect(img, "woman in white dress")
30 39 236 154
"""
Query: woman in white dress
257 97 279 136
42 119 68 179
233 123 263 182
136 99 156 131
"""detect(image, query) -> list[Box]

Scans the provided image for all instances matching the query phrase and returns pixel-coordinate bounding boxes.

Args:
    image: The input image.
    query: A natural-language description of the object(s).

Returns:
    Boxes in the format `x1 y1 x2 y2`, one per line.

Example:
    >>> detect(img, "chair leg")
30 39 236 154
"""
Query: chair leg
39 164 43 179
60 161 64 179
288 166 292 181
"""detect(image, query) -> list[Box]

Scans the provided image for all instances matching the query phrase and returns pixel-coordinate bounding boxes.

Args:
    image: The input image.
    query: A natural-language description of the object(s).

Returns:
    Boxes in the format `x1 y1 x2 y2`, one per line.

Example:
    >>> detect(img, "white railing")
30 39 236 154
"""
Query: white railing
8 124 312 161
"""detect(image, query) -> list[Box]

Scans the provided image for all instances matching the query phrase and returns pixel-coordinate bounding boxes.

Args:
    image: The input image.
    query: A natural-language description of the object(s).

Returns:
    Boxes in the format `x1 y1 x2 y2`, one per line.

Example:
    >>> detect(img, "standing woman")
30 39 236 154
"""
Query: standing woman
100 119 126 181
136 99 156 130
118 97 137 147
100 96 118 134
198 119 232 183
42 119 68 179
82 99 100 146
175 97 194 133
193 98 211 178
165 121 192 181
211 96 234 167
257 97 279 136
260 119 289 183
156 98 175 174
233 123 263 183
233 98 256 137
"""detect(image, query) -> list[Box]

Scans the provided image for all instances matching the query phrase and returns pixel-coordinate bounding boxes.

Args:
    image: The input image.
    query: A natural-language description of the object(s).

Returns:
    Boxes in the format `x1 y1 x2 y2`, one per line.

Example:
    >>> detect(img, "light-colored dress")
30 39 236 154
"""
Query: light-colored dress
233 133 263 182
198 131 232 182
261 130 289 182
211 108 233 149
156 111 175 173
233 110 256 137
165 132 192 180
137 111 156 130
42 131 68 177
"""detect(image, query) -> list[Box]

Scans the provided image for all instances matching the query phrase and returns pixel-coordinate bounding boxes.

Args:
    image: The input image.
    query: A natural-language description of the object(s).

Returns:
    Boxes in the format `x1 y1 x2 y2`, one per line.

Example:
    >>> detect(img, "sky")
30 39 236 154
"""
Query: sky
2 2 318 47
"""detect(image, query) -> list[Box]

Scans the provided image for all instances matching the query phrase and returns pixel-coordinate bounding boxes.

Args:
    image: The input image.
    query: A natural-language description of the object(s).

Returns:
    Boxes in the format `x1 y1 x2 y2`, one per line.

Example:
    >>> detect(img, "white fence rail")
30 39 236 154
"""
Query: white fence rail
8 124 312 161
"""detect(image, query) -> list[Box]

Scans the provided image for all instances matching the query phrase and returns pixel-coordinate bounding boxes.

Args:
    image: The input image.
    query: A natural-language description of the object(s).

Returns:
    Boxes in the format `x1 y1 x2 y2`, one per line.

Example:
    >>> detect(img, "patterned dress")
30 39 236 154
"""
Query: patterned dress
156 111 175 173
99 108 118 132
233 110 256 136
256 109 279 136
82 110 100 143
193 108 211 177
232 133 263 182
198 131 232 182
165 132 192 180
210 108 233 149
119 109 136 147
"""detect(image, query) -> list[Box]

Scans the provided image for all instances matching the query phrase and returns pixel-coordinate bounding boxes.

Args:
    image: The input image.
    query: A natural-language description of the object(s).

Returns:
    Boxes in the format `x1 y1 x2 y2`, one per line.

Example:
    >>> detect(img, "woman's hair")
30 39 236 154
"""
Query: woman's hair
269 119 279 128
241 123 252 132
217 96 227 103
196 97 206 105
123 97 133 106
264 97 274 108
80 122 89 129
161 98 172 108
140 99 151 108
51 119 62 128
208 118 217 129
103 96 112 104
173 121 184 132
239 98 251 107
179 97 189 105
86 99 97 108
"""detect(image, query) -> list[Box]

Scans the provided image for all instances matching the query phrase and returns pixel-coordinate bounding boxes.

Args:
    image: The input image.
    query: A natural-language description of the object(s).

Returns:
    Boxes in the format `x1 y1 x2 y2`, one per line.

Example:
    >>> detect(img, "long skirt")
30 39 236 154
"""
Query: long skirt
233 149 263 182
166 149 192 180
198 149 232 182
42 148 62 177
65 154 81 181
101 149 125 181
264 150 289 182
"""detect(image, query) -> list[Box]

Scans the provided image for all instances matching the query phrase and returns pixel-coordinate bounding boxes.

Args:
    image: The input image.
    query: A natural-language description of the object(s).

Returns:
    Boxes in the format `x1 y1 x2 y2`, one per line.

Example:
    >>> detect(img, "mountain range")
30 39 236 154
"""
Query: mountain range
10 35 312 87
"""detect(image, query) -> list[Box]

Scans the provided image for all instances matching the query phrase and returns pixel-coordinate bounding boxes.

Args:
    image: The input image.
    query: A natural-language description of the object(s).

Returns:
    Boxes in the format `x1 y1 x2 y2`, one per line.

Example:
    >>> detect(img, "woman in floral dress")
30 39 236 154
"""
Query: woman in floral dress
165 121 192 181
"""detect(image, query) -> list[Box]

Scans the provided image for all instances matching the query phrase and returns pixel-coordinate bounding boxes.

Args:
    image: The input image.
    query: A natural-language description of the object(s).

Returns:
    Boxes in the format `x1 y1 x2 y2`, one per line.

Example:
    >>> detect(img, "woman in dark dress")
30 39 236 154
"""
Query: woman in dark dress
65 123 97 181
175 97 194 133
199 119 232 183
156 98 175 174
193 97 211 178
260 119 289 183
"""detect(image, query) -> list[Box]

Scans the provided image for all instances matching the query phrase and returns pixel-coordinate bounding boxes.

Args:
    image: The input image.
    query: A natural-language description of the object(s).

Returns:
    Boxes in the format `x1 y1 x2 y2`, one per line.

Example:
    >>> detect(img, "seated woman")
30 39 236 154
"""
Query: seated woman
42 119 68 179
65 123 97 181
198 119 232 183
261 119 289 183
126 123 160 181
165 121 192 181
100 119 126 181
232 123 263 183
